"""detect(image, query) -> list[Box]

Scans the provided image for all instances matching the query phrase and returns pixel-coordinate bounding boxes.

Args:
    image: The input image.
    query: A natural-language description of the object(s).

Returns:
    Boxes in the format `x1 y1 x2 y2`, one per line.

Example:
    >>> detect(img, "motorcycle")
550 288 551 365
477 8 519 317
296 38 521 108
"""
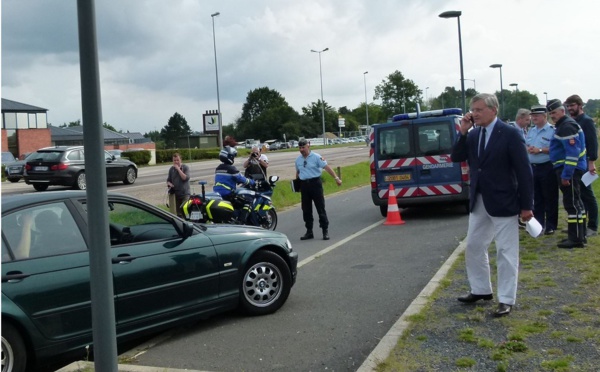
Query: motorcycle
183 175 279 230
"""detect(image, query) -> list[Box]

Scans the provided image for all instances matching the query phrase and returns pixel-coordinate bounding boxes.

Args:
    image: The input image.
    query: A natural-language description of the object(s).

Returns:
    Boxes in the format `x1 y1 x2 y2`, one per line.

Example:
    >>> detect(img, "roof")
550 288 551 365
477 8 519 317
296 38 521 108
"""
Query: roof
1 98 48 113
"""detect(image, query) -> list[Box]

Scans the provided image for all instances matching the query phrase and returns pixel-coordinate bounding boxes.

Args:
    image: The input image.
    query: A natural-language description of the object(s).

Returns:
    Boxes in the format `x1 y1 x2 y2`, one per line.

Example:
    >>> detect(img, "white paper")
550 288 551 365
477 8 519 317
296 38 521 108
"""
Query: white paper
525 217 543 238
581 171 598 187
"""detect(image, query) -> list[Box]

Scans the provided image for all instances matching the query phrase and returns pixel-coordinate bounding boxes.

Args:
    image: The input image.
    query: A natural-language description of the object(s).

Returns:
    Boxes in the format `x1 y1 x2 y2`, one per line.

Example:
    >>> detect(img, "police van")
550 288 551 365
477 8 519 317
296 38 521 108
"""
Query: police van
370 108 470 216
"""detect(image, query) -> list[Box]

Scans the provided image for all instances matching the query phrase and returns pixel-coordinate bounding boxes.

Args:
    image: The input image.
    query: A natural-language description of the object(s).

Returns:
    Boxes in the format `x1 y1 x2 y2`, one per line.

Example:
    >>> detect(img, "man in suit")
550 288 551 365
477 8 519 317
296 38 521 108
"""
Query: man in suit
451 93 534 317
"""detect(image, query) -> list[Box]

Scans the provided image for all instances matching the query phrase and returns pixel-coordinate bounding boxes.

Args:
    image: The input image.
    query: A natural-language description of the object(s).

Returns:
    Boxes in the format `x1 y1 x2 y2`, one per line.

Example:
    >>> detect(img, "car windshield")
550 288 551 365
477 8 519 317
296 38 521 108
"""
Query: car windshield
2 152 16 164
29 151 63 162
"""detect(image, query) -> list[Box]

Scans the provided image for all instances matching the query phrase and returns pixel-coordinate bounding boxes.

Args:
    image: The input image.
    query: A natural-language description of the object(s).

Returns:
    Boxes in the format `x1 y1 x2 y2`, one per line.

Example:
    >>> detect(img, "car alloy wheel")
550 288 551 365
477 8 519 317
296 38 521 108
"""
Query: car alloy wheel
124 167 136 184
241 251 291 315
75 172 86 190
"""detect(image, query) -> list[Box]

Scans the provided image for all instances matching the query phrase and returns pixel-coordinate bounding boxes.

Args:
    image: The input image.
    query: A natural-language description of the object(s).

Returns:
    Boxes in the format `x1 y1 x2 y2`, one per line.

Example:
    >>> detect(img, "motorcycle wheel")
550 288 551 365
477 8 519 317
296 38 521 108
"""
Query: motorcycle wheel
258 209 277 230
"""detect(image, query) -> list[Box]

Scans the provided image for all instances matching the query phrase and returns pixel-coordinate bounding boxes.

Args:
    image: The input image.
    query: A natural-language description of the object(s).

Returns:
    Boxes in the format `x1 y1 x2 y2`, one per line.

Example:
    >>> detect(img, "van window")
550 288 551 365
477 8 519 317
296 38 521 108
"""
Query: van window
378 126 411 160
417 122 454 156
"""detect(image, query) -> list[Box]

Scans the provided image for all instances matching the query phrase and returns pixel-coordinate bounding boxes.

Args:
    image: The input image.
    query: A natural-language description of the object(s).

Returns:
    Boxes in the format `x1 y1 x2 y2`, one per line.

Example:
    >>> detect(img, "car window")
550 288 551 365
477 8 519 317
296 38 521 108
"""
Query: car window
2 202 87 260
2 152 16 164
417 122 454 156
378 126 412 160
30 151 63 162
67 149 83 161
81 201 180 245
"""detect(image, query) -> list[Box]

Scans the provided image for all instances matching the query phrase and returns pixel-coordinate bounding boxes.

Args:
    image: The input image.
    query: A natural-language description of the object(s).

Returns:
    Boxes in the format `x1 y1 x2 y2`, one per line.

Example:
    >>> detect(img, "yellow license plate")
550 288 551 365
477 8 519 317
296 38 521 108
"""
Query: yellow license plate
385 174 411 182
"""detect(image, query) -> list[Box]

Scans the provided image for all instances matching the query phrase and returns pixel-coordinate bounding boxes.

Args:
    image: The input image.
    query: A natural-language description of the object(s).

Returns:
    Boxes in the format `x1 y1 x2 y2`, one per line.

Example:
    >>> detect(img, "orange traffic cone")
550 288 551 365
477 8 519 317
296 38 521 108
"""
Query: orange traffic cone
384 184 405 225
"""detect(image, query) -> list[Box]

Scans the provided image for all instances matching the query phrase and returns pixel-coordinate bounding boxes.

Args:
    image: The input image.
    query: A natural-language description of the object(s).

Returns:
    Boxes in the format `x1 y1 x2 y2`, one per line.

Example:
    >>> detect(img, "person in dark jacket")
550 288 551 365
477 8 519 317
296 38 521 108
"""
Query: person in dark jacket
548 99 588 248
451 93 533 317
565 94 598 237
214 146 255 223
166 152 191 217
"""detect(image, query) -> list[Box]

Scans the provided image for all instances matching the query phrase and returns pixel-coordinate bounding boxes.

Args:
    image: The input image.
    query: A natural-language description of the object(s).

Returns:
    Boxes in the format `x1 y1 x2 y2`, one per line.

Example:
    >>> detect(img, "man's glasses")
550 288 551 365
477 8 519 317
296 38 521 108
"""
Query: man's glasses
303 160 307 167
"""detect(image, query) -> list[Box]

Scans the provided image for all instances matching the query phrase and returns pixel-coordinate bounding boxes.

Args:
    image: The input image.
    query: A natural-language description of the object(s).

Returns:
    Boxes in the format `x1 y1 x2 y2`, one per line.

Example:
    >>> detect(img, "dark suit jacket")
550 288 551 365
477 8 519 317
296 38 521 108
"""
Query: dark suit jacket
451 119 533 216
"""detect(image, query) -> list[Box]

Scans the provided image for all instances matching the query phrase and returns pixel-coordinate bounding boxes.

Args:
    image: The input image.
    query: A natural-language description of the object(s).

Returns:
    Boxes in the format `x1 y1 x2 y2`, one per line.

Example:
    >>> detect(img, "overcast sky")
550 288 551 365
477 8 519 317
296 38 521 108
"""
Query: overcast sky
2 0 599 134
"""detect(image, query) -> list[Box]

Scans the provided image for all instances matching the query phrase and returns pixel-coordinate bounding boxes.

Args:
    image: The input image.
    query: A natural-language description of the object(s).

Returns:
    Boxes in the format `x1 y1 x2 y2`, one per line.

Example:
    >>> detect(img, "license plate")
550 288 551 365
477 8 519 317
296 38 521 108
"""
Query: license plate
9 169 20 174
34 166 48 171
190 211 202 220
385 174 411 182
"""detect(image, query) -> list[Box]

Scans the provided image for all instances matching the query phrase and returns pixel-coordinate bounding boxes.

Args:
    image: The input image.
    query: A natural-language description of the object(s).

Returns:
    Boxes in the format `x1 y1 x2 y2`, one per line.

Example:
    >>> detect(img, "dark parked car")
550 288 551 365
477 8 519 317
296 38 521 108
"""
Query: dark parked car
23 146 138 191
4 153 34 183
1 191 298 372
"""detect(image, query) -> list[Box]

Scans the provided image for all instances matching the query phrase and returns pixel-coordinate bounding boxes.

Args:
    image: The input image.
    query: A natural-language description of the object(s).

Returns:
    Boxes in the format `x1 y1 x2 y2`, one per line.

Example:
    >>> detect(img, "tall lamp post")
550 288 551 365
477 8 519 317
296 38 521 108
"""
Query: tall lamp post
311 47 329 145
464 78 476 91
510 82 519 109
439 10 466 114
490 64 504 119
543 91 548 103
425 86 429 107
211 12 222 148
363 71 369 128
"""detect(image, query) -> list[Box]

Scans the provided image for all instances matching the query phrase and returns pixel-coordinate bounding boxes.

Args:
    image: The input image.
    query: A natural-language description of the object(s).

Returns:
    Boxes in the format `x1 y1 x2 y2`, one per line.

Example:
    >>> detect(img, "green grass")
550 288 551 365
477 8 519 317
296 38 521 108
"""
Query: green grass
377 180 600 371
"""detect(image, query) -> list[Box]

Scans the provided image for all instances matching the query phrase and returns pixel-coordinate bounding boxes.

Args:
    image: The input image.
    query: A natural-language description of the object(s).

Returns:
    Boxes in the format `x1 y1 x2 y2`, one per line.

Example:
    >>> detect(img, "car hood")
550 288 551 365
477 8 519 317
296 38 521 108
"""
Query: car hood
198 223 288 245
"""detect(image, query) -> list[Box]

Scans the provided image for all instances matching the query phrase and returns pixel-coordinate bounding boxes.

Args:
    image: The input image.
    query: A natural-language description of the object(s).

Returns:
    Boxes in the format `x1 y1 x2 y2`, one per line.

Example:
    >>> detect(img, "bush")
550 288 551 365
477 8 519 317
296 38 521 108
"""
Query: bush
122 150 151 165
155 148 223 164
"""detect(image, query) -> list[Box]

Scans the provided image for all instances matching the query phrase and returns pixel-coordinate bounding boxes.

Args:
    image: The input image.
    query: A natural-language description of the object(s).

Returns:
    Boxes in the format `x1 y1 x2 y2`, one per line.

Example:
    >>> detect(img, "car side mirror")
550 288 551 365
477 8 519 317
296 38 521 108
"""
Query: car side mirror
182 222 194 239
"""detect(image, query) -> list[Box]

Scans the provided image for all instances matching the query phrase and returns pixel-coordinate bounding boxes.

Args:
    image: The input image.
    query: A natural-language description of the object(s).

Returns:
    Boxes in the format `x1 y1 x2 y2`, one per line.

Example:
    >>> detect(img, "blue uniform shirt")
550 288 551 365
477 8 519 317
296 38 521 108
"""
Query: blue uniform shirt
295 151 327 180
525 123 553 164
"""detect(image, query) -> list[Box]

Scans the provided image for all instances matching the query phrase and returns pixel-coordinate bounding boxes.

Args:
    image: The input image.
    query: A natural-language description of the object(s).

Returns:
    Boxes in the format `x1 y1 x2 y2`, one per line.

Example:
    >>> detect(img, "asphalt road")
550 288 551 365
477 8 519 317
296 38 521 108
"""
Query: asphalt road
127 186 469 371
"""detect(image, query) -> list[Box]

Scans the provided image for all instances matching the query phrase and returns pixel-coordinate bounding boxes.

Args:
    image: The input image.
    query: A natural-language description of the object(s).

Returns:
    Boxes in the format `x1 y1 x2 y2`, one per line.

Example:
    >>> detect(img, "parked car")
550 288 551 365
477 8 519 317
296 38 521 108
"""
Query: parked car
4 152 34 183
2 151 16 166
23 146 138 191
107 149 123 158
1 191 298 372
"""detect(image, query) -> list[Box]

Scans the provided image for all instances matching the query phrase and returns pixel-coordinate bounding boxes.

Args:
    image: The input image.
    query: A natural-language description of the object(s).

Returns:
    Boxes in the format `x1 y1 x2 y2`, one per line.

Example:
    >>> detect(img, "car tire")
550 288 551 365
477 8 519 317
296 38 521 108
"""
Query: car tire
7 177 19 183
259 209 277 230
123 167 137 185
33 184 49 192
240 250 292 316
380 204 388 217
74 172 86 190
1 322 27 372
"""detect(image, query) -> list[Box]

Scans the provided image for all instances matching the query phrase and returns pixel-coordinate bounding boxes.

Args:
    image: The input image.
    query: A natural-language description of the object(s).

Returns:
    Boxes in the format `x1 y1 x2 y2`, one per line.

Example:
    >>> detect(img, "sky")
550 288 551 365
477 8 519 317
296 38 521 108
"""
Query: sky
2 0 599 135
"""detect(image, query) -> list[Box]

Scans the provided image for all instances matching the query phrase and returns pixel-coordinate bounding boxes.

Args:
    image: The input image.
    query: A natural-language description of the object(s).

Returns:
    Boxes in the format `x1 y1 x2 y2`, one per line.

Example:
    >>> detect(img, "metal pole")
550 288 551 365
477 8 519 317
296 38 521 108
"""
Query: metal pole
363 71 369 127
76 0 118 370
544 91 548 104
499 67 504 119
456 16 466 114
211 12 222 148
311 48 329 145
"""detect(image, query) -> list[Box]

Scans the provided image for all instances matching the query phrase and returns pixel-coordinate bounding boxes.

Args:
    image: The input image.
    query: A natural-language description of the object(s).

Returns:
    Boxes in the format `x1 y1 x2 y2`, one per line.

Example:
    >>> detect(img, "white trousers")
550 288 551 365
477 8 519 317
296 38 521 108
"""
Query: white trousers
465 194 519 305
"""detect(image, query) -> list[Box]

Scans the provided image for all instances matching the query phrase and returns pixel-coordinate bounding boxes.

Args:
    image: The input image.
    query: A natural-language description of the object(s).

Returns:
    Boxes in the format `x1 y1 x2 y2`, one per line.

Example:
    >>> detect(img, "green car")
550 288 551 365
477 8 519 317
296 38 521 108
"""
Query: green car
1 191 298 372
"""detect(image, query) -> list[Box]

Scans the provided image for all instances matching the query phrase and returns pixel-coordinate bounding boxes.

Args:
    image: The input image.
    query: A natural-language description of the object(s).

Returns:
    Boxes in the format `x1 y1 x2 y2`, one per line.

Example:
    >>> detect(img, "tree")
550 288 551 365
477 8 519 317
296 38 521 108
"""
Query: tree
301 100 339 136
103 122 118 132
235 87 300 141
59 120 81 128
161 112 191 149
373 70 421 118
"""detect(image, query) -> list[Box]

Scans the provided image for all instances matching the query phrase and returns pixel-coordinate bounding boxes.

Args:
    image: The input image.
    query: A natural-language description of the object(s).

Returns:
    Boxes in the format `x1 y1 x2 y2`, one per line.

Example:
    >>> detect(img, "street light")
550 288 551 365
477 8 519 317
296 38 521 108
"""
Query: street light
439 10 466 114
543 91 548 103
363 71 369 128
490 64 504 119
510 83 519 109
311 47 329 145
425 86 429 106
464 78 476 91
211 12 222 148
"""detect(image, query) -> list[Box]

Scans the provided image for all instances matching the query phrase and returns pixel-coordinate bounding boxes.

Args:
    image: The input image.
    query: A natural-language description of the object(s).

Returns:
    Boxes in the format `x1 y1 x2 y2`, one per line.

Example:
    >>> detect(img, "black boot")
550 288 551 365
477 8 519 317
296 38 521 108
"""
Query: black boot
300 230 314 240
557 222 585 248
323 229 330 240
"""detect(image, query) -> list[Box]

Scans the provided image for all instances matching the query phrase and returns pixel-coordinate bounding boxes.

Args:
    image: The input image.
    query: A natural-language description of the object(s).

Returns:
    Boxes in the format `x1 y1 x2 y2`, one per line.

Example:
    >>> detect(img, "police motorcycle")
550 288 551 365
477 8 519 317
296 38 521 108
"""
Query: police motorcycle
182 176 279 230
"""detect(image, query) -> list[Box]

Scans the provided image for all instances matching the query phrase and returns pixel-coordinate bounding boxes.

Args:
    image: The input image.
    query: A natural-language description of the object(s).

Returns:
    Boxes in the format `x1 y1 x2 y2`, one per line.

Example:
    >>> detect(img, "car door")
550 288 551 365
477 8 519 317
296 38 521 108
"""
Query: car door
104 150 123 182
85 199 220 330
1 201 92 342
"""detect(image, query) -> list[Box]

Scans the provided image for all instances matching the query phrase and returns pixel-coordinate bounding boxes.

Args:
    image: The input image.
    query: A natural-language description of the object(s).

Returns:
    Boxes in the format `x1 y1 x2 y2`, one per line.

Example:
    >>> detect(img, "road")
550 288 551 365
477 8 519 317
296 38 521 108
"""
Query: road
126 187 469 371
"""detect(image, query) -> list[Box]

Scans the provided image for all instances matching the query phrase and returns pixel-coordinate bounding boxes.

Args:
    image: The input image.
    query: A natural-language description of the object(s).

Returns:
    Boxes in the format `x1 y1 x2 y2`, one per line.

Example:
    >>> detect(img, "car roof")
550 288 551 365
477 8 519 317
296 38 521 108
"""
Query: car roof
35 146 84 152
1 190 136 212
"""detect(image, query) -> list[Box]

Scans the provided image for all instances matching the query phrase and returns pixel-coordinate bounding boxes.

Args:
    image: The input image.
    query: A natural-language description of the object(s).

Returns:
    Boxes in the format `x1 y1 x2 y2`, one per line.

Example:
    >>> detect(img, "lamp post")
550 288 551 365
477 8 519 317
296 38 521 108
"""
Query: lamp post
311 47 329 145
363 71 369 128
425 86 429 107
510 82 519 108
490 64 504 119
543 91 548 103
439 10 466 114
464 78 476 91
211 12 222 148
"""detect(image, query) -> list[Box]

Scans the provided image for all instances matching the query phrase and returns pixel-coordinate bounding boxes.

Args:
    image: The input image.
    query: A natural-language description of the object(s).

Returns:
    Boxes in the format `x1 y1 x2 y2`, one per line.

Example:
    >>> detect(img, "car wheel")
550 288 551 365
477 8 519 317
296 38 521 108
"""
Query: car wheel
74 172 86 190
380 205 388 217
33 184 48 192
1 323 27 372
259 209 278 230
7 178 19 183
240 250 292 315
123 167 137 185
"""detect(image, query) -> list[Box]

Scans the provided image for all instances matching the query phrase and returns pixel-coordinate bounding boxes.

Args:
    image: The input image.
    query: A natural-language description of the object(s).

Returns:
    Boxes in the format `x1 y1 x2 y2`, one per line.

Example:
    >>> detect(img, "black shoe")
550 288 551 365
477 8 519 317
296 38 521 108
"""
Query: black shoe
323 229 330 240
300 231 314 240
457 293 493 303
493 303 512 317
557 239 585 249
544 229 555 235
